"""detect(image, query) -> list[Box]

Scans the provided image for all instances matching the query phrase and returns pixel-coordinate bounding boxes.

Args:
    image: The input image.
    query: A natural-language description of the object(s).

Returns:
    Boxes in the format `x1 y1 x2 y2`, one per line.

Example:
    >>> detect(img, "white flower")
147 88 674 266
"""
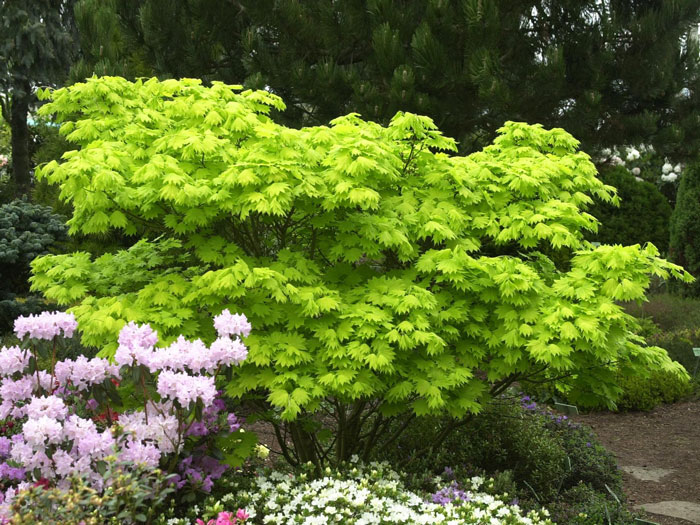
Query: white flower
611 155 625 166
674 163 682 173
626 148 640 161
662 162 673 174
631 167 641 176
661 172 678 183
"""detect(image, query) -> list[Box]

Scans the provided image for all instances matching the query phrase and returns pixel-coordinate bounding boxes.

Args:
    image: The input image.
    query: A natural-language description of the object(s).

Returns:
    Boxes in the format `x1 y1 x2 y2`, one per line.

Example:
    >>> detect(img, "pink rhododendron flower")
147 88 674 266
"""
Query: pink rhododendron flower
0 346 30 377
213 309 251 338
14 311 77 340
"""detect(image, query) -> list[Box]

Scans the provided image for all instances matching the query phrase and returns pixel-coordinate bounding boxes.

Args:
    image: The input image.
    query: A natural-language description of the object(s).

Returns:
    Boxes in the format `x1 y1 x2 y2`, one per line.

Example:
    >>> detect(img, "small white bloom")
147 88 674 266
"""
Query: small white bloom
662 162 673 174
631 167 641 176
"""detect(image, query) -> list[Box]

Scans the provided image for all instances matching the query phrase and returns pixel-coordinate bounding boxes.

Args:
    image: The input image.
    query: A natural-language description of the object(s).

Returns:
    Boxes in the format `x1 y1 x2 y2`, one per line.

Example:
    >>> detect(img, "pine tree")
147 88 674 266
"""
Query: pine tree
238 0 700 155
109 0 251 84
69 0 151 81
0 0 78 196
102 2 700 157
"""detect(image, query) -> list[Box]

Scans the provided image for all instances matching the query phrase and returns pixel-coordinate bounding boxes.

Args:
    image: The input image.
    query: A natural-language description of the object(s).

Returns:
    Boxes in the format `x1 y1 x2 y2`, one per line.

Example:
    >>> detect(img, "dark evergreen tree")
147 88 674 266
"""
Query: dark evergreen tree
670 162 700 296
101 1 700 157
0 0 78 196
238 0 700 155
103 0 250 84
69 0 151 81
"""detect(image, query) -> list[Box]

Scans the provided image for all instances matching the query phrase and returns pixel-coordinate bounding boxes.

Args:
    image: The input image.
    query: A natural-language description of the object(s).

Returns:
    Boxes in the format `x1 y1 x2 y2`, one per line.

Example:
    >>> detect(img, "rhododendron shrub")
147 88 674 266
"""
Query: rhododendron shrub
31 77 692 468
0 310 254 518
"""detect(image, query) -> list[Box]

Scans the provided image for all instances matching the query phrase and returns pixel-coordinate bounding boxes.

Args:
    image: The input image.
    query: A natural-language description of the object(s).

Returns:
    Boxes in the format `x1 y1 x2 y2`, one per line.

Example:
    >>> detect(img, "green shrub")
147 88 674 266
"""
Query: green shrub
0 199 67 333
670 161 700 296
548 483 638 525
9 460 175 524
383 397 621 504
32 77 692 468
615 368 693 411
647 328 700 377
588 166 672 253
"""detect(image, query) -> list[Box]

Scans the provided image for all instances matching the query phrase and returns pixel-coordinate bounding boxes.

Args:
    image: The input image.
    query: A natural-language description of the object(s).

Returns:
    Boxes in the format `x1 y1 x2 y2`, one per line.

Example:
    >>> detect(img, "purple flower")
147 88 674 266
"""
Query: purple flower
0 438 11 458
430 482 470 505
227 413 241 433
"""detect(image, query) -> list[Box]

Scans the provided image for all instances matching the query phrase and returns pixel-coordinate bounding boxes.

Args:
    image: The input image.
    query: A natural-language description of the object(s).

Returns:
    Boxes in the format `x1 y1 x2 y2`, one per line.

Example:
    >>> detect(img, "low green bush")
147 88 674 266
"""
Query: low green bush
615 368 693 411
548 483 638 525
647 328 700 375
382 396 622 505
622 293 700 333
9 460 175 524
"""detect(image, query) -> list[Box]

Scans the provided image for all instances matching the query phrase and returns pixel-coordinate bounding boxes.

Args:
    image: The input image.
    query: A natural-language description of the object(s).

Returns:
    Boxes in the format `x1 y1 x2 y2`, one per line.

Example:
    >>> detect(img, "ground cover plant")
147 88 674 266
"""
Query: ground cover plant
156 461 554 525
29 76 693 472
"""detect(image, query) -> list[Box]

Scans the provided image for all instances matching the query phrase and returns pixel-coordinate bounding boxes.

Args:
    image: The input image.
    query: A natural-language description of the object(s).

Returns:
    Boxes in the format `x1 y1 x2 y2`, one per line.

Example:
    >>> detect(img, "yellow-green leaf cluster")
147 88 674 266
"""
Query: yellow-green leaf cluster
31 77 693 421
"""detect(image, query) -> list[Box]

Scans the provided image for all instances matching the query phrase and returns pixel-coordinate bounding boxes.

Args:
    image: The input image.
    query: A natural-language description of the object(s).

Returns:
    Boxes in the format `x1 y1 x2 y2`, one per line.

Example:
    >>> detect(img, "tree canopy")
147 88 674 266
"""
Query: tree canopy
32 77 692 464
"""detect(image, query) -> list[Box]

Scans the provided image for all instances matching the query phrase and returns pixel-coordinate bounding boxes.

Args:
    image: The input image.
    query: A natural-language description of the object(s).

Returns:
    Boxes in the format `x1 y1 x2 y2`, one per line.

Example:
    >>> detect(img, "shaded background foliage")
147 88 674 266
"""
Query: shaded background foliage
587 165 672 253
72 0 700 157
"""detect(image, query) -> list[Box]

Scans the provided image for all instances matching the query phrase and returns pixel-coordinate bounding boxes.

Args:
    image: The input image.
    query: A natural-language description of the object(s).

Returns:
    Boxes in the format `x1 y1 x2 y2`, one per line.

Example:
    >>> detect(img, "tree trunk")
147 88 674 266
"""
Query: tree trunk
10 82 31 196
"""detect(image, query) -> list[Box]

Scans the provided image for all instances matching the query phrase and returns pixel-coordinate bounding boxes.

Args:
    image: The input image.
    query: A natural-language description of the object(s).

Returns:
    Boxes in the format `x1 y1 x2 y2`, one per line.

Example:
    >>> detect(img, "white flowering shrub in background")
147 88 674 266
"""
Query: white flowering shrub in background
597 145 683 185
156 461 554 525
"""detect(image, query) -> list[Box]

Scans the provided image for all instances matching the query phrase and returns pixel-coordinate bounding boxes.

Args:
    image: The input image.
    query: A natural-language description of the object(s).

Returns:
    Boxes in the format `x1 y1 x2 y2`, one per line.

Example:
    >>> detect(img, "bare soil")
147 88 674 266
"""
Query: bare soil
573 399 700 525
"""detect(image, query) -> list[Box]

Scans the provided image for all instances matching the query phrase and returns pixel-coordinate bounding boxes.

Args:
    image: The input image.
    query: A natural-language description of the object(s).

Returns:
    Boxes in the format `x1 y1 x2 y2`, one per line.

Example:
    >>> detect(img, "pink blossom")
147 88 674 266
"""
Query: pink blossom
26 396 68 421
0 346 30 377
54 356 120 391
14 311 77 340
213 310 251 338
157 370 217 408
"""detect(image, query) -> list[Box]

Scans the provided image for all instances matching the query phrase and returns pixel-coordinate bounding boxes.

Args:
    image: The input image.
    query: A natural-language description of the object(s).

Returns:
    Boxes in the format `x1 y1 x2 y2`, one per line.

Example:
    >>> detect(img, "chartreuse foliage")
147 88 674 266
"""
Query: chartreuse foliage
32 77 691 465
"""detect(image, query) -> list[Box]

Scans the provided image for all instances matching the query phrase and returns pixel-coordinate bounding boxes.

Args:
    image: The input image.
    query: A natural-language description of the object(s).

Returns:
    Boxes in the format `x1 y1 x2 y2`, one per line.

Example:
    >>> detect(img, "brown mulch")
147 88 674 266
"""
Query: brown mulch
573 399 700 525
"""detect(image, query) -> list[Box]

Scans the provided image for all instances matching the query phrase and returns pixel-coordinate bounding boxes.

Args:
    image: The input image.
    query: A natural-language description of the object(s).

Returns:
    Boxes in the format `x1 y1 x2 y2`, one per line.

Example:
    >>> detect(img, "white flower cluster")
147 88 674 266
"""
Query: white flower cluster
598 144 682 183
660 161 682 183
161 462 554 525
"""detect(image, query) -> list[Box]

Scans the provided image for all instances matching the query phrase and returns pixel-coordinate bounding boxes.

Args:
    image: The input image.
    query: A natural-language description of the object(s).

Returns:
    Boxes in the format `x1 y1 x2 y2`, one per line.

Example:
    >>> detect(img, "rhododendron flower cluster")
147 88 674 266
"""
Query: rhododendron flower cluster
0 310 251 519
53 356 120 392
13 311 77 340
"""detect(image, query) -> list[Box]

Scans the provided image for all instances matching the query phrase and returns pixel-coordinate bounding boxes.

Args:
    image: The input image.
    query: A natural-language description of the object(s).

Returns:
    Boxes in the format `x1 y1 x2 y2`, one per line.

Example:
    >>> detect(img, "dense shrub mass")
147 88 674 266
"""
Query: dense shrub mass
0 200 67 333
587 166 672 253
670 161 700 296
383 396 622 508
615 369 692 411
